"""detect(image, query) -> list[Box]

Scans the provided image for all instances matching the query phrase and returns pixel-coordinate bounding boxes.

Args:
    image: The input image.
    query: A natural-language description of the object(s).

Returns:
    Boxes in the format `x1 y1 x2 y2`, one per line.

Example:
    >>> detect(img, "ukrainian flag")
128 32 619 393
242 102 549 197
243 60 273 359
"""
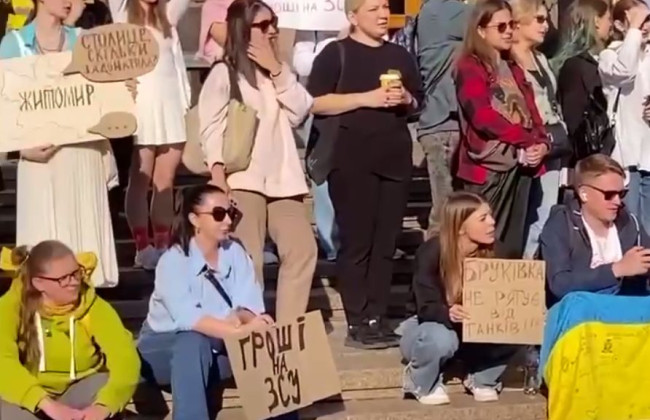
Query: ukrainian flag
540 292 650 420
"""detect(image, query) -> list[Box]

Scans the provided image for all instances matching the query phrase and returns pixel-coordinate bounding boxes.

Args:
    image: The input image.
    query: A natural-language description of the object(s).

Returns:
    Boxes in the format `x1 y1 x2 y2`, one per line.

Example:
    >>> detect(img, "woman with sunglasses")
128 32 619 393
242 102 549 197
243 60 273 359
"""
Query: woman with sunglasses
137 184 273 420
540 154 650 307
454 0 549 259
0 240 140 420
108 0 192 271
199 0 316 324
598 0 650 234
510 0 569 259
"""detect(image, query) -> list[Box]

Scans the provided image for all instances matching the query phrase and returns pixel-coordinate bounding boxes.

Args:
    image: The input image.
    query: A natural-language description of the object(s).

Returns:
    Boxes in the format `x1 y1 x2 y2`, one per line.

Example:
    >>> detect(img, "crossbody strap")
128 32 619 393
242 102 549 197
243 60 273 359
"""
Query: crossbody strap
203 268 233 308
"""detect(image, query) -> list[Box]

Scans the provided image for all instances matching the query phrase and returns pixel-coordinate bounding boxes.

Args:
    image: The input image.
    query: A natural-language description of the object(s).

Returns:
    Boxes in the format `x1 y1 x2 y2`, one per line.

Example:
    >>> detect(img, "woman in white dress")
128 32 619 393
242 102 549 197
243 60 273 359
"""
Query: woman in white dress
0 0 120 288
108 0 191 270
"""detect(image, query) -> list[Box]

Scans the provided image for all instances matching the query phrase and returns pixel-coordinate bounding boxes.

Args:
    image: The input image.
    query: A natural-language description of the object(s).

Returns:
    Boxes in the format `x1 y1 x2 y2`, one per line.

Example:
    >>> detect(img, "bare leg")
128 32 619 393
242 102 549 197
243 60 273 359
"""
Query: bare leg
125 146 155 257
150 144 184 250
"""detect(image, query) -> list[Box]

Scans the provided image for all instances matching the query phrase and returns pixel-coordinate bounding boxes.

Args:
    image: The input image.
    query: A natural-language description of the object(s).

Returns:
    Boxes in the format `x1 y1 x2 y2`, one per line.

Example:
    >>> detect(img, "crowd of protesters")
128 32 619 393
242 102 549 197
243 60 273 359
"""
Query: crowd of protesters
1 0 650 417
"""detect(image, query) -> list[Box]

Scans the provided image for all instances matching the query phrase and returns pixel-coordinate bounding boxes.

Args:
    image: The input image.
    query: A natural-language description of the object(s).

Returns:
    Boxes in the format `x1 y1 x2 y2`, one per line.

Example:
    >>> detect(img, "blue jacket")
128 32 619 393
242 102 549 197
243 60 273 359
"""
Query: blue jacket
540 198 650 307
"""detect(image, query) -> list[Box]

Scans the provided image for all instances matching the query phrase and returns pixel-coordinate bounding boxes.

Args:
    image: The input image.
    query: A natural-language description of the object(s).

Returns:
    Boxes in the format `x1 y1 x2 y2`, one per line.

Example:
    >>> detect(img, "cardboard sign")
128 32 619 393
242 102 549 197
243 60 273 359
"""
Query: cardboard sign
0 51 136 152
64 23 159 82
225 311 341 420
462 258 546 345
266 0 348 31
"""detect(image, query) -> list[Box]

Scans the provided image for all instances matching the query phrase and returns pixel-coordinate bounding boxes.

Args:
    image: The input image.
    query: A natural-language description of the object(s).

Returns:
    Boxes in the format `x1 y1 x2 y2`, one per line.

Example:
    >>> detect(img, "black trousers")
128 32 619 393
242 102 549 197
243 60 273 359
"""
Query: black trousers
329 169 409 326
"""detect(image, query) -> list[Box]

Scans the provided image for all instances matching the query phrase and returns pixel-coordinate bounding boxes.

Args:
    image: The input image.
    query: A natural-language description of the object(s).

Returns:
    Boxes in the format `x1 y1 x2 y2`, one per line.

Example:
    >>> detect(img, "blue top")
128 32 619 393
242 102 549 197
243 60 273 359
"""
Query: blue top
146 239 265 333
0 22 79 58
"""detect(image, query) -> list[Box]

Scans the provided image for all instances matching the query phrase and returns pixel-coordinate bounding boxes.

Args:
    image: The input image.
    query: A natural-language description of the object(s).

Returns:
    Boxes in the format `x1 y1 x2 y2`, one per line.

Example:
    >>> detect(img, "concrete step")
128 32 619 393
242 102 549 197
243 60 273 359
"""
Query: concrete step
124 389 545 419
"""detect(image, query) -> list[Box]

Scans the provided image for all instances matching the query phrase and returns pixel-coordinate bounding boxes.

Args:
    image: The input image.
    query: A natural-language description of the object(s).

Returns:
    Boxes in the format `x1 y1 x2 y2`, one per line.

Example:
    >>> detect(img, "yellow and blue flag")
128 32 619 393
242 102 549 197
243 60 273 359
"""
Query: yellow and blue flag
540 292 650 420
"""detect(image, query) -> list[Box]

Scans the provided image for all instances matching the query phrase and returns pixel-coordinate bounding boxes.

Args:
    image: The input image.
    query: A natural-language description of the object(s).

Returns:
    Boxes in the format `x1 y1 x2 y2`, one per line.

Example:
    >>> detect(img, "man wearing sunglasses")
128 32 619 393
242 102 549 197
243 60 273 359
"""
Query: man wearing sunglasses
540 154 650 307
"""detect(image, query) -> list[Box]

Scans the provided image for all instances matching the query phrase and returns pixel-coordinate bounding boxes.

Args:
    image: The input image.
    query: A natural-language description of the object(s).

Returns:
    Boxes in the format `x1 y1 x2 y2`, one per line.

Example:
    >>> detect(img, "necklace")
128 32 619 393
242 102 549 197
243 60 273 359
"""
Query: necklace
35 29 64 54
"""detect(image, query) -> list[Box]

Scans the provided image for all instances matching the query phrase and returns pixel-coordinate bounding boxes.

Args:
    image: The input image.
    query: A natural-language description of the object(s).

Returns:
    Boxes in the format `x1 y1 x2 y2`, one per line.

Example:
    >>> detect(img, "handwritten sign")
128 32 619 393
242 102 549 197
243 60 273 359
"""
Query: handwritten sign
225 311 341 420
0 51 136 152
265 0 348 31
64 23 159 82
462 258 546 345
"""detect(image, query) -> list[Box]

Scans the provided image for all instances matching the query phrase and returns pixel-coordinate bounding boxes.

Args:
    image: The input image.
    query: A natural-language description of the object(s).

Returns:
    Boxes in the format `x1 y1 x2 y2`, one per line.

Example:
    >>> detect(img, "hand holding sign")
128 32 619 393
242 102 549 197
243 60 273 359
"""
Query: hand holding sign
63 23 159 82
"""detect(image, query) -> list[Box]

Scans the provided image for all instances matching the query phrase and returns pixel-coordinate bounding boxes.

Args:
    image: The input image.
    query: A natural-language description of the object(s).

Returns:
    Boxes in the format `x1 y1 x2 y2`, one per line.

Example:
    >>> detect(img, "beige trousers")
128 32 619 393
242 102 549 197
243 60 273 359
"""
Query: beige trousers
232 190 316 322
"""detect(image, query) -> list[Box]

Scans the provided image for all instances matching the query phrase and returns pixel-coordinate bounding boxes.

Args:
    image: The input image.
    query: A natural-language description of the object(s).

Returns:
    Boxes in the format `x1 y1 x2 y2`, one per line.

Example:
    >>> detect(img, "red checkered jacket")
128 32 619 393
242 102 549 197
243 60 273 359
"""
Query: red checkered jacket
454 54 549 184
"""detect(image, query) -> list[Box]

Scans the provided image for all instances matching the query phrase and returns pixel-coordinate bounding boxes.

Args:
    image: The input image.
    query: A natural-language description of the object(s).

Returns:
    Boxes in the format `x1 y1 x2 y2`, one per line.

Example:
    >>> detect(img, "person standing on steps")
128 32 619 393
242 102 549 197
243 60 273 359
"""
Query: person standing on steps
308 0 423 349
199 0 316 323
400 192 517 405
108 0 192 271
0 0 125 288
416 0 470 235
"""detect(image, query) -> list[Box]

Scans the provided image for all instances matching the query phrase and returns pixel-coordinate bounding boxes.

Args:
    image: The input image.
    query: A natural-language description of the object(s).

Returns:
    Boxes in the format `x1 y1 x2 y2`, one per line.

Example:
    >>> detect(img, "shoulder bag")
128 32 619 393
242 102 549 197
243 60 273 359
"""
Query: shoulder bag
305 41 346 185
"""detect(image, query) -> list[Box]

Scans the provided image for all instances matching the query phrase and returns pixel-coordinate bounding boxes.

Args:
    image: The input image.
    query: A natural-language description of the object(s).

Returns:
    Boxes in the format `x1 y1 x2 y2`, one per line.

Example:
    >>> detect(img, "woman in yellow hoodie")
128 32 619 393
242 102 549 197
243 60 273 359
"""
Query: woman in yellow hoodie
0 240 140 420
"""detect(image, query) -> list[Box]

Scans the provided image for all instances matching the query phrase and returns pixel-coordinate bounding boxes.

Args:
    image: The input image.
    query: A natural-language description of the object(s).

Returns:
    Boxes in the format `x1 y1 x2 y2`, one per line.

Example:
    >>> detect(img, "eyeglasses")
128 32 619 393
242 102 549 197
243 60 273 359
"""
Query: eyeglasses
196 206 242 224
581 184 628 201
251 16 278 33
37 267 86 287
485 20 515 33
534 15 548 24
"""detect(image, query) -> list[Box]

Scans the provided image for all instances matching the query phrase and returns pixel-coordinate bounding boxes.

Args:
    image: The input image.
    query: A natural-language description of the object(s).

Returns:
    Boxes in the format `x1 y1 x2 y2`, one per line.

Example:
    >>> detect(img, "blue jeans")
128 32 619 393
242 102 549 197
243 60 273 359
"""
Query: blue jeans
524 169 561 258
312 180 338 260
398 317 511 397
624 169 650 235
137 326 231 420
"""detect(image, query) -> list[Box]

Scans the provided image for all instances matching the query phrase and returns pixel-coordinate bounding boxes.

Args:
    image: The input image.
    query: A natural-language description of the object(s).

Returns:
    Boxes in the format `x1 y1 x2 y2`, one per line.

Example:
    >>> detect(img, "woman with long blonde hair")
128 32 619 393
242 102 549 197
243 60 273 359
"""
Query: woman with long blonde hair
108 0 192 270
0 240 139 420
399 192 516 405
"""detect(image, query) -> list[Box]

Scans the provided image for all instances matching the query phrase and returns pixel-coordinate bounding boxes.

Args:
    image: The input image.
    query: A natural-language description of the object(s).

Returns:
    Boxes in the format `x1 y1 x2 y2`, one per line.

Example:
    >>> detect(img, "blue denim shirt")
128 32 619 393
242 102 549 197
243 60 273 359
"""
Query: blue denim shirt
145 239 265 333
0 22 79 58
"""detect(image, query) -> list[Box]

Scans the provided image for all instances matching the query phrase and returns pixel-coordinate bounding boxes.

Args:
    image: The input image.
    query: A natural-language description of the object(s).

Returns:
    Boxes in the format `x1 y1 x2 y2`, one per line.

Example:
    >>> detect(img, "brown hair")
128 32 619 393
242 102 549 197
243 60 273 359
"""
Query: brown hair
224 0 277 88
611 0 644 41
127 0 172 39
575 153 626 187
13 240 77 371
435 192 494 305
461 0 513 70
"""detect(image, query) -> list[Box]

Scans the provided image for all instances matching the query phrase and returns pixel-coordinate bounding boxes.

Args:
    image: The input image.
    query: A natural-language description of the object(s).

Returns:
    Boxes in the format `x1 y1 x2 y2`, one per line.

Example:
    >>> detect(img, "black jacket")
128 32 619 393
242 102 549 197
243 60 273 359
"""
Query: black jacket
557 52 605 139
539 198 650 307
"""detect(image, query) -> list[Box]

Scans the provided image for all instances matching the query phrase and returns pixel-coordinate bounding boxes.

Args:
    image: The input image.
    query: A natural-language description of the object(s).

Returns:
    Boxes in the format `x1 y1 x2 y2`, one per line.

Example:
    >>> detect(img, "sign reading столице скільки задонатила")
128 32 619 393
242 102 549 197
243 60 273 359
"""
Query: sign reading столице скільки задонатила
0 23 158 152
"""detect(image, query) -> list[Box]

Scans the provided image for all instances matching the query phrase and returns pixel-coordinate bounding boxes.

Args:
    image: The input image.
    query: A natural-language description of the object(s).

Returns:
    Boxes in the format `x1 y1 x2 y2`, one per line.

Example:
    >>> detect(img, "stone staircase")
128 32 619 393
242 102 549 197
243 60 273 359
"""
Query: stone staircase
0 156 546 419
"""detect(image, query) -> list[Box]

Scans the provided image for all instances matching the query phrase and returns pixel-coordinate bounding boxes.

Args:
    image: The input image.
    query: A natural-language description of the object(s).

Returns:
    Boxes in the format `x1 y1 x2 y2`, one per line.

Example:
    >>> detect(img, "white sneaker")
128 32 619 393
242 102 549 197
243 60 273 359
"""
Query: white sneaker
263 250 279 264
467 386 499 402
134 245 162 271
416 386 450 405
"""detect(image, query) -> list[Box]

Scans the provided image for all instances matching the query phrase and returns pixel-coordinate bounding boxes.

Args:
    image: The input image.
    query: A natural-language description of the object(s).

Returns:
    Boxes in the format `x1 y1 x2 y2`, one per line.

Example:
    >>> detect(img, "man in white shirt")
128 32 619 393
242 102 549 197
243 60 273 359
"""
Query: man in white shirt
541 154 650 307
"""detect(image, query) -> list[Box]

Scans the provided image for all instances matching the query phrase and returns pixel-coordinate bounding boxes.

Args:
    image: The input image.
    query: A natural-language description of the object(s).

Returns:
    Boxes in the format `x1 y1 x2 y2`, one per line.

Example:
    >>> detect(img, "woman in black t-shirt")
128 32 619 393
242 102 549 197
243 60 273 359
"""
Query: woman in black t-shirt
307 0 423 350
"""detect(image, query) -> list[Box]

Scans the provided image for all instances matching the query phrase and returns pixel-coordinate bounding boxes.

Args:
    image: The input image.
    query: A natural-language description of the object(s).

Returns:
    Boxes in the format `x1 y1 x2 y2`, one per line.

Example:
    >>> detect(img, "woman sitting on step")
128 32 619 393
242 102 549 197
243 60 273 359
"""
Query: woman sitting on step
399 192 517 405
0 240 140 420
137 184 274 420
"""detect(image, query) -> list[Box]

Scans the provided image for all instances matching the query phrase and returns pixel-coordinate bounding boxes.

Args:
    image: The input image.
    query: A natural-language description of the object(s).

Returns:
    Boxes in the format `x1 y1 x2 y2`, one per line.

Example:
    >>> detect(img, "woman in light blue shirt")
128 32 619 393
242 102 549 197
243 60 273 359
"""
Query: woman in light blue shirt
138 184 273 420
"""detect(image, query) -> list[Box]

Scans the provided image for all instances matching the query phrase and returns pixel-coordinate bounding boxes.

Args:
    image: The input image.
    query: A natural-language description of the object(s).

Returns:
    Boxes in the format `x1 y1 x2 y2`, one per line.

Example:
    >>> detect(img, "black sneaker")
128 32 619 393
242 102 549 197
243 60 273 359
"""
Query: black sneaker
345 324 391 350
367 317 400 348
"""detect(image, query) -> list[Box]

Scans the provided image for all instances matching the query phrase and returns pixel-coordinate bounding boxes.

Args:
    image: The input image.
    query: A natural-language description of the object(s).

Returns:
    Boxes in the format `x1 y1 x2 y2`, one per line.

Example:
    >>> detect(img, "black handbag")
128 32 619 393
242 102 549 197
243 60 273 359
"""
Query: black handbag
574 88 619 160
305 42 346 186
532 53 571 160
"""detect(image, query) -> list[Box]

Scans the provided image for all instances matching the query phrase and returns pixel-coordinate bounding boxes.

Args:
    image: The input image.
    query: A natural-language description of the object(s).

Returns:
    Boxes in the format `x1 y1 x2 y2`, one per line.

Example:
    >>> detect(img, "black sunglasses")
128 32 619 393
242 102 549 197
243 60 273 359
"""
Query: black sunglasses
251 16 278 33
196 206 242 224
37 267 86 287
534 15 548 24
485 20 515 33
582 184 628 201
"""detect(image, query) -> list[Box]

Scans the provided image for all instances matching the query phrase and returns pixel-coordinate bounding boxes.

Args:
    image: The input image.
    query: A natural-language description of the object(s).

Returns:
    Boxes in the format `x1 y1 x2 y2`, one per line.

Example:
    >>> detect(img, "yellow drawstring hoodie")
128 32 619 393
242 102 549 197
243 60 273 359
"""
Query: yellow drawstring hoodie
0 250 141 414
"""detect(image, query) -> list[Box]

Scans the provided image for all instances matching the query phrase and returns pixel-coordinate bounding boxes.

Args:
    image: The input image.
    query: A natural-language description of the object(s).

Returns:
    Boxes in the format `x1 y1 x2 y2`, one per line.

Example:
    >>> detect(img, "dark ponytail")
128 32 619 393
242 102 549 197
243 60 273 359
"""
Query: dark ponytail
170 184 226 256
